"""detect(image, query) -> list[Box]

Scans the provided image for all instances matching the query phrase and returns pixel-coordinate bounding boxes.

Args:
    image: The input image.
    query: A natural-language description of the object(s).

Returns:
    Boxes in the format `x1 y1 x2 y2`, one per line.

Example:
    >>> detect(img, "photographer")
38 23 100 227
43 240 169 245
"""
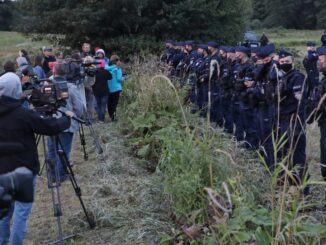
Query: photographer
47 63 84 182
0 70 72 244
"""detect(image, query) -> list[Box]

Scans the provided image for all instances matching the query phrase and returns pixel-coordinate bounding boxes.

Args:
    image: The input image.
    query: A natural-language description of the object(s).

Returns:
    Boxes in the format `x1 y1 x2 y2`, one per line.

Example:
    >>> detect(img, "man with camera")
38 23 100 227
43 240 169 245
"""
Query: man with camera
47 63 84 182
0 64 73 245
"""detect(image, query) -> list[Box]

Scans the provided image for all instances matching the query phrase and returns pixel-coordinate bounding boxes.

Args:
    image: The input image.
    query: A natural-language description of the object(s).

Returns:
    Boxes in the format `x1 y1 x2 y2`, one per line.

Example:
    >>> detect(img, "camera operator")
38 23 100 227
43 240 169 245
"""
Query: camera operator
81 43 93 59
65 51 87 109
47 63 84 182
82 55 97 121
0 69 73 244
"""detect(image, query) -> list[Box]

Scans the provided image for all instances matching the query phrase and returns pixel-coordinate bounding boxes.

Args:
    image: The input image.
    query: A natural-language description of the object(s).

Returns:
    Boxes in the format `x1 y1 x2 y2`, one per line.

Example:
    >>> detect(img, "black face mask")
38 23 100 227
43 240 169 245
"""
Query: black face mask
251 57 258 63
279 63 293 73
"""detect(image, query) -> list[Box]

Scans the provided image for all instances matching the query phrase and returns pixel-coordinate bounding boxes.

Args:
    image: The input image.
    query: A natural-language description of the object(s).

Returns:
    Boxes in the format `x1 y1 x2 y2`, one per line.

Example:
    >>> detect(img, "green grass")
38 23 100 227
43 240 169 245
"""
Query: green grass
256 29 323 57
0 31 49 71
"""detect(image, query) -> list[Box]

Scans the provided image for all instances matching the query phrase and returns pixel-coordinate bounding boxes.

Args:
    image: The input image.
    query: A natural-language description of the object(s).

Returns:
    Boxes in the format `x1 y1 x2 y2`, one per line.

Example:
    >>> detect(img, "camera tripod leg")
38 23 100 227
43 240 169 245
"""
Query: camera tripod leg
82 111 104 155
79 123 88 160
55 136 96 229
86 122 103 155
41 136 77 245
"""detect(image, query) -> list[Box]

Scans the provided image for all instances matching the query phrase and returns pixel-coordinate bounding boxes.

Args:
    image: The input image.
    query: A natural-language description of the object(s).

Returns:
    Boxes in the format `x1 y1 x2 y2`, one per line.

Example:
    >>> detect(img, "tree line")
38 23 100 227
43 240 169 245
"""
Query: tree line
0 0 325 54
251 0 326 29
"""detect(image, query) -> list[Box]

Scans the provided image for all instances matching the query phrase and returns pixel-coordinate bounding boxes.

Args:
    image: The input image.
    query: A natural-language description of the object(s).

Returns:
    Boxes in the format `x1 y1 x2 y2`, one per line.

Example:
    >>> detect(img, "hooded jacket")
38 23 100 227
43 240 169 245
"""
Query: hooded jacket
107 64 124 93
0 96 71 175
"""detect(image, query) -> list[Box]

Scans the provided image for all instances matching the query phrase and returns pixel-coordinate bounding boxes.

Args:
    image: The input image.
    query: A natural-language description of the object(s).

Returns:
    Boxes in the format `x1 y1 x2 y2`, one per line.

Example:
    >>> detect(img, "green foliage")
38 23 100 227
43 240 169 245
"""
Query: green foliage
0 0 18 31
16 0 250 53
117 56 326 244
250 0 321 30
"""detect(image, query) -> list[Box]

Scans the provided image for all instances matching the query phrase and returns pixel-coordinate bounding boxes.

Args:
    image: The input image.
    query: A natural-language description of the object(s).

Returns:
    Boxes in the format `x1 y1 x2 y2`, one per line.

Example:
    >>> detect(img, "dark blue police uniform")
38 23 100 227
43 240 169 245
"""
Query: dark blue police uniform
277 49 307 183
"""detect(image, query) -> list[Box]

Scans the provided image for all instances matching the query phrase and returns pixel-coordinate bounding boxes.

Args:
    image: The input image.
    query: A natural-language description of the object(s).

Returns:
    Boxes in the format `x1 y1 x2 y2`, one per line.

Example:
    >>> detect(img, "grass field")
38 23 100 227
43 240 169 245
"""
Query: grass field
0 30 325 244
0 31 50 72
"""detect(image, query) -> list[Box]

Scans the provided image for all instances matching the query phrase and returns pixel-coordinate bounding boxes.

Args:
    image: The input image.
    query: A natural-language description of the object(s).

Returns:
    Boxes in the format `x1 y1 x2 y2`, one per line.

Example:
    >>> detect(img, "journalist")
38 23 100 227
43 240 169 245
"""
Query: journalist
47 63 84 182
0 68 73 245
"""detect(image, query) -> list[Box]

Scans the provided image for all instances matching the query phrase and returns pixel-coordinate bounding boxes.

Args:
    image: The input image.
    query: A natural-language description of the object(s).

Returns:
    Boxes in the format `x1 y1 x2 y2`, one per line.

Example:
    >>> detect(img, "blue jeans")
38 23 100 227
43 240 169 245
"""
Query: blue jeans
21 101 29 109
95 95 108 122
47 132 74 182
0 176 36 245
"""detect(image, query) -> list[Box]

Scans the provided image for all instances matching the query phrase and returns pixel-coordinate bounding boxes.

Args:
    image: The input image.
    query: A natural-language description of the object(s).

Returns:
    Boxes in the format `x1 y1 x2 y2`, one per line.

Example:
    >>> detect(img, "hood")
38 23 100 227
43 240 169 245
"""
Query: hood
0 96 22 116
0 72 22 99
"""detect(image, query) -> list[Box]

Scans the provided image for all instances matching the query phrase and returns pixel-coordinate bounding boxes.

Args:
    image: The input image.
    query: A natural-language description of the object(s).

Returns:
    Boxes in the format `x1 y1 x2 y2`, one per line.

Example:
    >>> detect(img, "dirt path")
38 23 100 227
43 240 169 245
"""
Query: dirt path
25 123 170 245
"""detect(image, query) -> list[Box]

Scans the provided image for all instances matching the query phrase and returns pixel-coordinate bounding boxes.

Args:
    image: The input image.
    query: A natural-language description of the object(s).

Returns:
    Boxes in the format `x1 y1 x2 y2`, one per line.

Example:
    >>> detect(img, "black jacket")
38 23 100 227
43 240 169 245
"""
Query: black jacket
0 96 71 175
92 68 112 97
317 75 326 127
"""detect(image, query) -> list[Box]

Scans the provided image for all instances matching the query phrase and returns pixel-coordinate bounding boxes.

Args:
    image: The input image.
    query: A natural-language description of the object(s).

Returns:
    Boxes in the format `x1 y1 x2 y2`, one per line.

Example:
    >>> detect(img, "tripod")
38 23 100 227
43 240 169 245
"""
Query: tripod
78 111 104 157
38 133 96 245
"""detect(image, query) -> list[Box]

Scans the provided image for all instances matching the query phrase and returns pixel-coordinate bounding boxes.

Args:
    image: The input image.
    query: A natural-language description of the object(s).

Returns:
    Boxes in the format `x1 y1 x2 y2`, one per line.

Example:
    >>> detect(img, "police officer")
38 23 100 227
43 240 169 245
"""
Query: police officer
316 46 326 182
251 47 260 63
179 41 198 86
232 46 252 142
303 42 319 122
220 47 235 134
242 69 259 149
196 44 210 116
170 42 186 79
276 49 307 190
252 44 278 169
185 41 199 69
161 40 175 63
184 41 200 104
207 41 222 126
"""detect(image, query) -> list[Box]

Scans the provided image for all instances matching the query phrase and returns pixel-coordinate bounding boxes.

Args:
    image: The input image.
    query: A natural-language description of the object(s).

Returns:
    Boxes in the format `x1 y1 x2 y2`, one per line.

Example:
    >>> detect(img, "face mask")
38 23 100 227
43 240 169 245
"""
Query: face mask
251 57 258 63
279 63 293 73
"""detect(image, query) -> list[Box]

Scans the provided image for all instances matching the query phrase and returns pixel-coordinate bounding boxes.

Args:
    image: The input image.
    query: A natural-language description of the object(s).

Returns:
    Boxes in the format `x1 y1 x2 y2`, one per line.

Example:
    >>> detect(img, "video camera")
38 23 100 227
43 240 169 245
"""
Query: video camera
26 77 69 114
81 59 102 77
0 142 34 219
